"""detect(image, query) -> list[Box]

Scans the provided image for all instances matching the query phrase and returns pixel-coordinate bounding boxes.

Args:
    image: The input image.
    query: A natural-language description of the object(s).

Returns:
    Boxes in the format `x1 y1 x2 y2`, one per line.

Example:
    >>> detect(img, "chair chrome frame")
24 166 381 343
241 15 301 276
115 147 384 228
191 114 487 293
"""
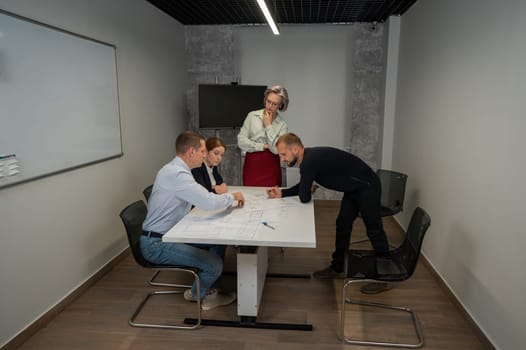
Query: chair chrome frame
149 270 193 288
130 267 202 330
339 278 423 348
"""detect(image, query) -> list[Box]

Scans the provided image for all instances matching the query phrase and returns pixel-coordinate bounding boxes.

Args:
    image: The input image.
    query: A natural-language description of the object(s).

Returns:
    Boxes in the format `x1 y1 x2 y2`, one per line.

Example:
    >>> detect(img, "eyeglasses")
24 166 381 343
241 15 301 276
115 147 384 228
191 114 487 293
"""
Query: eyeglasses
265 99 280 107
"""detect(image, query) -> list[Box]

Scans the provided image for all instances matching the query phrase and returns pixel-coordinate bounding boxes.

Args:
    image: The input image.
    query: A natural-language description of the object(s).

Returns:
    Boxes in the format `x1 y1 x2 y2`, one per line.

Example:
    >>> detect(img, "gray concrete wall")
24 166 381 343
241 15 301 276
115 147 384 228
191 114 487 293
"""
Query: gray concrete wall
349 23 387 169
185 25 235 130
184 25 241 185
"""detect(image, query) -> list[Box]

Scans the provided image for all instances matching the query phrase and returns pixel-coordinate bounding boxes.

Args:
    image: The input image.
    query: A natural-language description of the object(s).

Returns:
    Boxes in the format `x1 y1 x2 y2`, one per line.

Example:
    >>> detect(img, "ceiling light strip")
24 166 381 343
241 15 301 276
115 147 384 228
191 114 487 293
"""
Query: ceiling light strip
256 0 280 35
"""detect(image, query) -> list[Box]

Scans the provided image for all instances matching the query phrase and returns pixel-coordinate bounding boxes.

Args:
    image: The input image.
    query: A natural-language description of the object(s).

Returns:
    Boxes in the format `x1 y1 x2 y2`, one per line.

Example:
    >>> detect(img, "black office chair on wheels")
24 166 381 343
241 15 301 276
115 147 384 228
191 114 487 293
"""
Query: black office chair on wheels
339 207 431 348
120 200 201 329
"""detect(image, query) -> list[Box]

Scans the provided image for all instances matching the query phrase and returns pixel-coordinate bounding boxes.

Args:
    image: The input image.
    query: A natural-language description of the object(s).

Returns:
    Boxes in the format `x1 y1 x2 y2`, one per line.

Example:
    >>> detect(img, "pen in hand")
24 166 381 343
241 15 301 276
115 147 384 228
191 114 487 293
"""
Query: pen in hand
262 221 275 230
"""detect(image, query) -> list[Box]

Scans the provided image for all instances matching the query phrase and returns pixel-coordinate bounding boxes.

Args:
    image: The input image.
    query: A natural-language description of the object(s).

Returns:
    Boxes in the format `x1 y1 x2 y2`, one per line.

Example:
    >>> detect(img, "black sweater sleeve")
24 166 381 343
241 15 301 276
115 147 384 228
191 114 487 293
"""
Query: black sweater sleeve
281 153 316 203
282 183 300 198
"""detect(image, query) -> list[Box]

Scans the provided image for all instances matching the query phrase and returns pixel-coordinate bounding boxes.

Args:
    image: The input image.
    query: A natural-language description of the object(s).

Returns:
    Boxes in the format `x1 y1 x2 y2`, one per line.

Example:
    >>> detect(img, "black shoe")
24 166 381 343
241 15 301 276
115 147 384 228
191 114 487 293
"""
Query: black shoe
312 266 345 279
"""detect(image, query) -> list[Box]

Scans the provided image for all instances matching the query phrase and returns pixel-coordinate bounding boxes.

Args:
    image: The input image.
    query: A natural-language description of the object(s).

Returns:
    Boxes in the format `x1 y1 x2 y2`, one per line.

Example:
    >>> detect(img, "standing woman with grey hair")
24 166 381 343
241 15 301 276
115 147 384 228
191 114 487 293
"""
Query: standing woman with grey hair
237 85 289 186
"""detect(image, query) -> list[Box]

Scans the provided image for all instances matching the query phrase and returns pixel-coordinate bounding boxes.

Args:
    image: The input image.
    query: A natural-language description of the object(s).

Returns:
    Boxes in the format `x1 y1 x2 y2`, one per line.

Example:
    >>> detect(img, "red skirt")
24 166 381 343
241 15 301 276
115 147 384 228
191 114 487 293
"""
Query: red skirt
243 149 282 187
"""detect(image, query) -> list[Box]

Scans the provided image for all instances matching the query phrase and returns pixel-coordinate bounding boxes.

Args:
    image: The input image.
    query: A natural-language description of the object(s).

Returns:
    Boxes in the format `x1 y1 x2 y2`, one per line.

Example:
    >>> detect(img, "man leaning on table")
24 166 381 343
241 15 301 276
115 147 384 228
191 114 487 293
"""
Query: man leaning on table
141 131 245 311
267 133 403 281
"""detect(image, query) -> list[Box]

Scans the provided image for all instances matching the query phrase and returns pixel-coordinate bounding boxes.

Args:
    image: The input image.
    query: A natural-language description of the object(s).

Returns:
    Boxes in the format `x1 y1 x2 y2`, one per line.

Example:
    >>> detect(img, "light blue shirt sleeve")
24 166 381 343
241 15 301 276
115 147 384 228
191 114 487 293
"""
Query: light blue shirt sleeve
143 157 234 234
174 168 233 211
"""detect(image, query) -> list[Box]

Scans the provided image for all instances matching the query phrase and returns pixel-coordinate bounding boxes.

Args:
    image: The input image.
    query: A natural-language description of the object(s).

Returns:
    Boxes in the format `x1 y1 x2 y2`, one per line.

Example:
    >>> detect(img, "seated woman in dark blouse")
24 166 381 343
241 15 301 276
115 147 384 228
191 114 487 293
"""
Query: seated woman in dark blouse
192 137 228 194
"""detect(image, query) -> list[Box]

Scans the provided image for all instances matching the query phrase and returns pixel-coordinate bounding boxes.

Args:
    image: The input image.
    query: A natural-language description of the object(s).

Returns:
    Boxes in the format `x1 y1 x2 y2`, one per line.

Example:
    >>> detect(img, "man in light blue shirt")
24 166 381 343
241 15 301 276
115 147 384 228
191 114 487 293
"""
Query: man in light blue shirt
141 131 245 311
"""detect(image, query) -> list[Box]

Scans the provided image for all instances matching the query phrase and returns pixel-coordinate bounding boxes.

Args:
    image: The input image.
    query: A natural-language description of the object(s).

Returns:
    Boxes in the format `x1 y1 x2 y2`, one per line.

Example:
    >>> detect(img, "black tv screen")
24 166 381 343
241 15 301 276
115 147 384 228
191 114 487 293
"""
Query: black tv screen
199 84 267 128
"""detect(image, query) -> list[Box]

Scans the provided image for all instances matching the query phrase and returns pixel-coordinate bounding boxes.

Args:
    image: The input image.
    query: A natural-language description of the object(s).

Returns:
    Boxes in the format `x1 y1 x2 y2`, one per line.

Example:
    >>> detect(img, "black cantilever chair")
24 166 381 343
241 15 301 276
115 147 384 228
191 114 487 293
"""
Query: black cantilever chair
377 169 408 217
143 184 153 202
352 169 408 246
120 200 201 329
339 207 431 348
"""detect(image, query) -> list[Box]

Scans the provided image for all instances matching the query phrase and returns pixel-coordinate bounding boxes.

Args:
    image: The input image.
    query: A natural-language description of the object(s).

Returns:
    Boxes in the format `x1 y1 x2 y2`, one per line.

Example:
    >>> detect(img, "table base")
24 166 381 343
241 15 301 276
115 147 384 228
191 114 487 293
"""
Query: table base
222 271 311 279
183 316 313 331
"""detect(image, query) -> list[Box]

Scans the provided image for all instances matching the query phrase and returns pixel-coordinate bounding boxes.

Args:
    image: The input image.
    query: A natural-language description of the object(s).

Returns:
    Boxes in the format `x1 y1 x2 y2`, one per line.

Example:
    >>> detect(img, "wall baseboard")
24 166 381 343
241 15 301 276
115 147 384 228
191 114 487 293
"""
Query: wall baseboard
1 248 130 350
419 256 496 350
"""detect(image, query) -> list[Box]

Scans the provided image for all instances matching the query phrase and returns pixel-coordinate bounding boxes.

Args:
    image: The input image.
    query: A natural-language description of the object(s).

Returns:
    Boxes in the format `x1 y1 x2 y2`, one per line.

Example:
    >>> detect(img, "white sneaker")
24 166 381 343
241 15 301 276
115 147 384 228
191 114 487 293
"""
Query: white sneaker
201 291 237 311
184 288 217 302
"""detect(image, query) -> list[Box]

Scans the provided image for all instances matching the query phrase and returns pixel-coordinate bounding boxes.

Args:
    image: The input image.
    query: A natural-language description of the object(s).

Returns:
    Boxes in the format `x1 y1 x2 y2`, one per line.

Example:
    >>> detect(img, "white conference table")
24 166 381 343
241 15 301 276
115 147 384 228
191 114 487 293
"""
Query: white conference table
163 186 316 330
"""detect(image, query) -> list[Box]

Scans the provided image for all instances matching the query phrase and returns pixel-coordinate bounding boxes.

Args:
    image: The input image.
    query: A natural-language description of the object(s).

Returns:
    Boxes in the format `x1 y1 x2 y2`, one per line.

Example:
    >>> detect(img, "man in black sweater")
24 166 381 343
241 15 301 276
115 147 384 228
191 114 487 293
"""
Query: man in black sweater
268 133 401 279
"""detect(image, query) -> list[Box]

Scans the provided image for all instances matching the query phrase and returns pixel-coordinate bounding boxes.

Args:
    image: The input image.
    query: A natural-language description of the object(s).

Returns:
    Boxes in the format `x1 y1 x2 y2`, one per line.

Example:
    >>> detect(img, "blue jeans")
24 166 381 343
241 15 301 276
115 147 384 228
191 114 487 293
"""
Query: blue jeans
140 236 226 299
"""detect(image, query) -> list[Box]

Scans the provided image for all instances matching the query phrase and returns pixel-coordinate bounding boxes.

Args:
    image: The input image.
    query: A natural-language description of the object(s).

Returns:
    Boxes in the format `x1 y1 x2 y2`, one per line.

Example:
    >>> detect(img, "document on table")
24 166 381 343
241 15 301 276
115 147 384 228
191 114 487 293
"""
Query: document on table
173 192 302 240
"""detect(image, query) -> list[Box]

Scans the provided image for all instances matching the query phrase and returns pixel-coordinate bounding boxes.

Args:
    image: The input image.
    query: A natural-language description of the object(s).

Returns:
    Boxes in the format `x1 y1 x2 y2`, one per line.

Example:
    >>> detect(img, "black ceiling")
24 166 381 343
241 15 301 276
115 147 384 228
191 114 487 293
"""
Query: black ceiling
146 0 418 25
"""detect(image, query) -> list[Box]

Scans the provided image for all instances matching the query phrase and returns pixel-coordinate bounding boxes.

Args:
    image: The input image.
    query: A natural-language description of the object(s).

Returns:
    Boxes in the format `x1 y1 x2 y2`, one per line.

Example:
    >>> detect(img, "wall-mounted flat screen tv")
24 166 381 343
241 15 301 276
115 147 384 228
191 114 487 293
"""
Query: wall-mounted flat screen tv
199 84 267 128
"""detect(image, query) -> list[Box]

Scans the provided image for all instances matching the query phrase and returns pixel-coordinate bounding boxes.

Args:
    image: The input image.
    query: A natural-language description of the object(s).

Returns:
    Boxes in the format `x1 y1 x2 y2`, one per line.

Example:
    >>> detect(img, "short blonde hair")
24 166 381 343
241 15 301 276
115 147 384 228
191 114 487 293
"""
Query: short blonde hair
264 85 289 111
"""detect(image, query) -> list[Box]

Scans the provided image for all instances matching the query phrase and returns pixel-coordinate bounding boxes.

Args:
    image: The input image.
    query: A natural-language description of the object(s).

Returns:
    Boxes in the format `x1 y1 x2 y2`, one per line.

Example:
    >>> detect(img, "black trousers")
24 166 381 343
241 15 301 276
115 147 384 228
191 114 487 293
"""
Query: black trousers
330 178 390 272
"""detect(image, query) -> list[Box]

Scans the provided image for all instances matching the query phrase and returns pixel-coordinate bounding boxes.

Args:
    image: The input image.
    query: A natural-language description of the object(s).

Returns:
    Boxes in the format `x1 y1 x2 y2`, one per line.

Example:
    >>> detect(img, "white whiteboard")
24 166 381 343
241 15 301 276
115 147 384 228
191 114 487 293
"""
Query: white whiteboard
0 10 122 189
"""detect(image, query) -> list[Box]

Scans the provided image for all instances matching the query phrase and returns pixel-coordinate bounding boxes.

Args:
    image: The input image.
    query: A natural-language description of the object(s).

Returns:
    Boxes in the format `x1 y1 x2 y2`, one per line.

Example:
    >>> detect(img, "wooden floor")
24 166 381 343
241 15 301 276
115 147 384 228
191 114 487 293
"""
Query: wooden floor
16 201 489 349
